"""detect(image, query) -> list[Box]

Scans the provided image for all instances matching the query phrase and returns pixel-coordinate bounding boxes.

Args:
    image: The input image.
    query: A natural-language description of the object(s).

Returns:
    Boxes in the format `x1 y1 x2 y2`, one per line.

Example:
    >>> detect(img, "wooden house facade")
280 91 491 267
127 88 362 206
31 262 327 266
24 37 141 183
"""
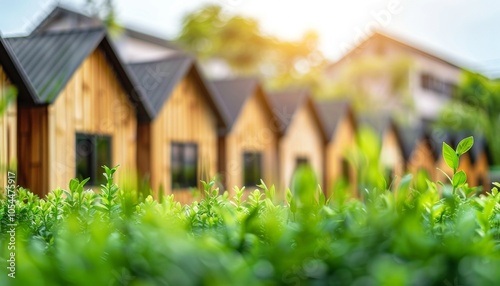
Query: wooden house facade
0 38 20 191
359 115 406 189
5 28 150 196
398 126 437 182
316 100 357 195
128 55 227 202
212 78 279 192
268 90 327 192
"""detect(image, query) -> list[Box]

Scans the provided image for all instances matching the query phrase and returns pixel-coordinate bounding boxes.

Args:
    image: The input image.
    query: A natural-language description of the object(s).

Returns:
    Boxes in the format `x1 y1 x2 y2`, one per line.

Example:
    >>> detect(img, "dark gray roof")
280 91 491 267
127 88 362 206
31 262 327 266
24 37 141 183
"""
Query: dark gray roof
127 55 227 128
267 89 327 140
128 55 192 116
211 77 260 129
0 37 38 104
394 122 425 161
122 27 181 51
30 5 102 34
31 5 181 51
3 27 152 121
358 114 392 139
315 99 354 140
267 89 308 134
5 28 104 103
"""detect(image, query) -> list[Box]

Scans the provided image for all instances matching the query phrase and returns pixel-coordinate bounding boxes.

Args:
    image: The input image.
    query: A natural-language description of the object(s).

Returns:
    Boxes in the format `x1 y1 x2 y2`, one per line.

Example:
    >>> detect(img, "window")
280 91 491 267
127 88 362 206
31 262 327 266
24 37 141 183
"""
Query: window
420 72 457 97
243 152 262 187
295 157 310 169
76 133 112 186
171 143 198 189
477 177 485 193
341 158 350 181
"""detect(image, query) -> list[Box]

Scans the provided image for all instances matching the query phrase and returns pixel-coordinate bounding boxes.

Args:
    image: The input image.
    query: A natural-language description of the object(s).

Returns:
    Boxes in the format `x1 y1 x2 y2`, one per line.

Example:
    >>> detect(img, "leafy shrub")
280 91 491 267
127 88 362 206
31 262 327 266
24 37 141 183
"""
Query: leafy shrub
1 138 500 285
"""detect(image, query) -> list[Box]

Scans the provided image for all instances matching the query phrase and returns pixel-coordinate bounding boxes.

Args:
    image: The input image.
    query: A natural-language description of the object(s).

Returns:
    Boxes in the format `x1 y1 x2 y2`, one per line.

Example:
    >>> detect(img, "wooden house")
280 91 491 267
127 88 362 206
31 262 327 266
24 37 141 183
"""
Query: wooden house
315 100 357 195
325 30 463 121
358 115 406 189
211 77 279 192
397 124 437 182
128 55 227 202
0 37 21 191
268 89 327 192
5 27 150 196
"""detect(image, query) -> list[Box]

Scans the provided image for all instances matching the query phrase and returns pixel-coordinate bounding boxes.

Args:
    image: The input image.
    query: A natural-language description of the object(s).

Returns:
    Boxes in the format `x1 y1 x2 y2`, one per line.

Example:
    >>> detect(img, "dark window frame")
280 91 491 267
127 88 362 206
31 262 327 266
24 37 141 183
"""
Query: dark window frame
171 142 198 190
75 133 112 186
243 152 263 187
341 158 350 181
420 72 457 97
296 156 310 169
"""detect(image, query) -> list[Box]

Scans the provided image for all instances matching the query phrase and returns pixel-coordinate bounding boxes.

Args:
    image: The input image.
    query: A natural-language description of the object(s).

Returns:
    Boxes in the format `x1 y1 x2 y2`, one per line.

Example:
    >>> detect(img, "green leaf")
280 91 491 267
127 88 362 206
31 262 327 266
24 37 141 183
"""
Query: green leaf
452 171 467 188
69 179 79 193
442 142 458 170
456 136 474 156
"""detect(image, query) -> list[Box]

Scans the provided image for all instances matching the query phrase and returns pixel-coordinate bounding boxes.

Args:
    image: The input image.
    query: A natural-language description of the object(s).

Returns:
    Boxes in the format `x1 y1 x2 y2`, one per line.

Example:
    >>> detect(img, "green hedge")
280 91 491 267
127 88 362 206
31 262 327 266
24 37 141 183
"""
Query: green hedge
1 139 500 285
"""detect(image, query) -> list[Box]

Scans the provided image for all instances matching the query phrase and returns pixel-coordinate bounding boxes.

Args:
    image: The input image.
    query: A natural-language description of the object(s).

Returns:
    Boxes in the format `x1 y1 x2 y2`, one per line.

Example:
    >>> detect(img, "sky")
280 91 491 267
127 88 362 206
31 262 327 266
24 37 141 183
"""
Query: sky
1 0 500 77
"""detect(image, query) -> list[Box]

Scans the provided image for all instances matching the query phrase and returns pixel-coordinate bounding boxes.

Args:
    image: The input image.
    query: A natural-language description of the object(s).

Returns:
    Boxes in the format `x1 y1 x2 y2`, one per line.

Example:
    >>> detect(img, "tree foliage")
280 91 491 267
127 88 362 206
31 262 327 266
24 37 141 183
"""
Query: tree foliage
323 54 414 121
175 5 327 92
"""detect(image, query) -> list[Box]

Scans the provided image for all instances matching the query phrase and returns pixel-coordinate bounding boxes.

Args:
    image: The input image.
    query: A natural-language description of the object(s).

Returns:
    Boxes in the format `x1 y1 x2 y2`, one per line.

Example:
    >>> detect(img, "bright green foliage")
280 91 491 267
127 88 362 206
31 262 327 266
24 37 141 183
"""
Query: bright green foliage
456 136 474 156
1 145 500 285
439 136 475 197
443 142 459 172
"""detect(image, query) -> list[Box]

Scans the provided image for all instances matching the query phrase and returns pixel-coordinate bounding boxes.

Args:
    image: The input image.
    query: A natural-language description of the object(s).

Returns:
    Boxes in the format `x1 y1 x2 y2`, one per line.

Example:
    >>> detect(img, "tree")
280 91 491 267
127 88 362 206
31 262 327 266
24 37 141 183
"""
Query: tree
321 54 415 122
84 0 122 36
175 5 327 92
437 71 500 164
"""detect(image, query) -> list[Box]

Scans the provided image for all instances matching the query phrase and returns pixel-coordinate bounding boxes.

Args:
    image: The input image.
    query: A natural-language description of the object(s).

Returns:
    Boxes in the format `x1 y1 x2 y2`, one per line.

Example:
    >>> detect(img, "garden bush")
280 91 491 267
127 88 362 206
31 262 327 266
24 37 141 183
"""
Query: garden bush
1 138 500 285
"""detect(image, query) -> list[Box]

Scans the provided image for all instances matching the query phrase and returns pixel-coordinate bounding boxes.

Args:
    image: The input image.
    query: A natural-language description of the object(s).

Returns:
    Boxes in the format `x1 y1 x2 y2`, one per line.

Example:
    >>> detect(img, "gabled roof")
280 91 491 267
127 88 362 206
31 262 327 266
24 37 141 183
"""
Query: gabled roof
121 27 181 51
315 99 355 141
3 27 151 121
267 89 307 134
358 114 392 139
211 77 273 131
267 89 328 141
30 5 102 34
31 5 181 51
127 55 227 128
0 36 37 104
5 28 103 103
328 30 464 72
394 123 427 162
